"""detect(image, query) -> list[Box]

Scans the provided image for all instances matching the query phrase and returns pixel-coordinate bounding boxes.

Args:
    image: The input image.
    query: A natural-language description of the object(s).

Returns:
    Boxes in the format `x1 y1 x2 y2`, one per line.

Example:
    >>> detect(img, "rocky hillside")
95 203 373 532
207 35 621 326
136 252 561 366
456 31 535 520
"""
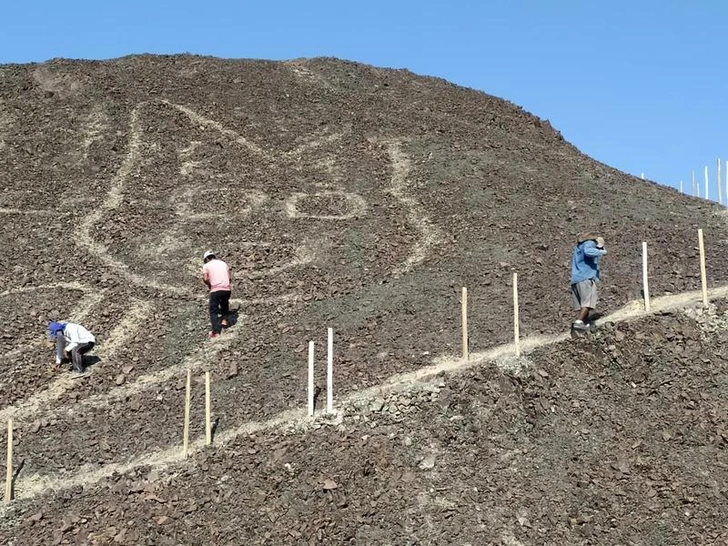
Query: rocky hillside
3 303 728 545
0 55 727 544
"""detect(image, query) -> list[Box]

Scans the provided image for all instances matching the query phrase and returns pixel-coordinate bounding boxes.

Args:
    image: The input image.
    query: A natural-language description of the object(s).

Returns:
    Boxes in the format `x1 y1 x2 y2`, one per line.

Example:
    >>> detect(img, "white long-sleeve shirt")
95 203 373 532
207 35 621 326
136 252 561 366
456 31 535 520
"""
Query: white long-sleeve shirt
62 323 95 352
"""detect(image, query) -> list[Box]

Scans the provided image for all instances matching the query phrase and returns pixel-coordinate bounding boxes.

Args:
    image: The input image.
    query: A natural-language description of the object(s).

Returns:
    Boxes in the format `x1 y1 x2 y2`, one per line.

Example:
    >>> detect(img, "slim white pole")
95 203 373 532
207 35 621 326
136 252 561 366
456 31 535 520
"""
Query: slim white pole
704 166 709 201
182 370 191 458
513 272 520 357
461 287 468 361
692 170 697 197
326 327 333 414
205 371 212 446
308 341 315 417
4 419 12 504
717 158 722 205
642 242 650 313
698 229 708 307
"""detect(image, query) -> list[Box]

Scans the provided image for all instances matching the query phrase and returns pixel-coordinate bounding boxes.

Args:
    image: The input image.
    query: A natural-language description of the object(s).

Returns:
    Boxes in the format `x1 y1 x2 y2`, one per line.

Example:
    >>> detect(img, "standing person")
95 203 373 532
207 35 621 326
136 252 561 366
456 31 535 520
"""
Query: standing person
570 233 607 330
47 321 96 373
202 250 231 339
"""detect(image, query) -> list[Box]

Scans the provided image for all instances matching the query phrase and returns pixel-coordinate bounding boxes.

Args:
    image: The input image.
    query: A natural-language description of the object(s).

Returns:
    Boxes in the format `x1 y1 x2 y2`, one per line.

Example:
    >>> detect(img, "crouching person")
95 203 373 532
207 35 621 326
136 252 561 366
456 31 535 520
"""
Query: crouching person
47 321 96 374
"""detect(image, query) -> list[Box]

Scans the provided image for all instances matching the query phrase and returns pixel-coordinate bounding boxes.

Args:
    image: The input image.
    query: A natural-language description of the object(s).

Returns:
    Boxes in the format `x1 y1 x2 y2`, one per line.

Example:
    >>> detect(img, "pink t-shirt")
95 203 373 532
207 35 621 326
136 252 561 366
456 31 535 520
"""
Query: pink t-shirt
202 259 231 292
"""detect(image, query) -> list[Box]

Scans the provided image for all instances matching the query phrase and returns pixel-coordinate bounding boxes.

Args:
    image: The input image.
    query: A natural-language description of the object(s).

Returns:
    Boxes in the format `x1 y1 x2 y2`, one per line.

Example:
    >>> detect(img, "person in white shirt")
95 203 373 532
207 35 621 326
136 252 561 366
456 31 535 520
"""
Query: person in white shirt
47 321 96 373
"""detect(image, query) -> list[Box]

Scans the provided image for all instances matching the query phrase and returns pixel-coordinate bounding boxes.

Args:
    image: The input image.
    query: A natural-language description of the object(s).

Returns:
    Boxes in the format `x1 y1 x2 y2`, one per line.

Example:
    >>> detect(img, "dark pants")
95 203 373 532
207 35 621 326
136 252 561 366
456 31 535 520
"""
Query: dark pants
56 336 95 373
209 290 231 334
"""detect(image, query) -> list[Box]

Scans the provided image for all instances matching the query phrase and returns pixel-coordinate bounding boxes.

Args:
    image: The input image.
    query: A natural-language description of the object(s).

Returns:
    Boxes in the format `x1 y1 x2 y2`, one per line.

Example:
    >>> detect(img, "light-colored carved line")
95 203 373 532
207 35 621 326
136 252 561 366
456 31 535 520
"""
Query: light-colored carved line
381 139 442 274
284 191 367 220
0 208 56 216
164 101 266 158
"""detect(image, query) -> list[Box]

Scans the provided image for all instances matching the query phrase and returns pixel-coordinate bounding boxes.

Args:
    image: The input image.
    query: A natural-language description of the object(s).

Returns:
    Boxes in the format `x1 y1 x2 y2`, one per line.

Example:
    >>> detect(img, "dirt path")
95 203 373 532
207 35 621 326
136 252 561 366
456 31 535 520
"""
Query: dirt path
3 284 723 509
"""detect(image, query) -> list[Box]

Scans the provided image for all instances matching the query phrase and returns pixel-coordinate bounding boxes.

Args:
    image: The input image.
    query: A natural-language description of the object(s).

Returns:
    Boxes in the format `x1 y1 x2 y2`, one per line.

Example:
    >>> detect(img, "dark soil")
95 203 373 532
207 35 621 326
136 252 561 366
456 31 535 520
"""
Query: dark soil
0 55 727 544
3 306 728 545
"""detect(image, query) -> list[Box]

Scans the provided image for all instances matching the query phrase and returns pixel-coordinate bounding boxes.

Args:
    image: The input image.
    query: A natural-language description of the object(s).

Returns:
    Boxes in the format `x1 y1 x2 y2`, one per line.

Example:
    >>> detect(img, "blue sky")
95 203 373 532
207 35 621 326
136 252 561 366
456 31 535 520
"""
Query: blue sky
2 1 726 197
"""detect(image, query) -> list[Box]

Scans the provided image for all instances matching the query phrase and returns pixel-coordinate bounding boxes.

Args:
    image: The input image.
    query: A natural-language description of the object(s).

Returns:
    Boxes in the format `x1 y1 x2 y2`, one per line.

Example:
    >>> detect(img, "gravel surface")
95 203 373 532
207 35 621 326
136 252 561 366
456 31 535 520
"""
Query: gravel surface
0 55 727 545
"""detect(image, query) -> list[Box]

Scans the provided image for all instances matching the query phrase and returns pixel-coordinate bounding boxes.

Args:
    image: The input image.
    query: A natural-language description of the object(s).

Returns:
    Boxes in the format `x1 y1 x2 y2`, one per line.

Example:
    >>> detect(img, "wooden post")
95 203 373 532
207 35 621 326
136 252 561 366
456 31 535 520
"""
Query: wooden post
692 170 697 197
705 166 709 201
4 419 12 504
182 369 191 458
642 242 651 313
513 272 520 357
698 229 708 307
307 341 315 417
205 371 212 446
680 180 683 194
326 327 333 414
717 158 722 206
461 287 468 361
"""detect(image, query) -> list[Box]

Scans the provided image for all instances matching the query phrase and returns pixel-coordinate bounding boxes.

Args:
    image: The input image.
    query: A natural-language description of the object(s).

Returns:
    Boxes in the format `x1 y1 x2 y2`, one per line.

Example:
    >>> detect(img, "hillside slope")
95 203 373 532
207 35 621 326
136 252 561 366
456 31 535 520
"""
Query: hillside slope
0 55 727 544
3 301 728 545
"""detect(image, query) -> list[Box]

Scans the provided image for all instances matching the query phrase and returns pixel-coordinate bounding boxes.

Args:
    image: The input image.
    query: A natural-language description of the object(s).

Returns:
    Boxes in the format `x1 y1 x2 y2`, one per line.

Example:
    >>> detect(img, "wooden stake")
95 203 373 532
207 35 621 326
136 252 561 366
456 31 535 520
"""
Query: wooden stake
182 369 191 458
326 327 333 414
718 158 722 206
698 229 708 307
4 419 12 504
680 180 683 194
205 371 212 446
642 242 651 313
705 166 709 201
461 287 468 361
513 272 520 357
308 341 315 417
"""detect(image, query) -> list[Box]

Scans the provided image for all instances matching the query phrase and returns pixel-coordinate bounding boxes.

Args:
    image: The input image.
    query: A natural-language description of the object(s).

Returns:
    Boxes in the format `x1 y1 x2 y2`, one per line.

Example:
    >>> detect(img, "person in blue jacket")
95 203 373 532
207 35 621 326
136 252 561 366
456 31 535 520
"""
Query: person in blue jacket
570 232 607 330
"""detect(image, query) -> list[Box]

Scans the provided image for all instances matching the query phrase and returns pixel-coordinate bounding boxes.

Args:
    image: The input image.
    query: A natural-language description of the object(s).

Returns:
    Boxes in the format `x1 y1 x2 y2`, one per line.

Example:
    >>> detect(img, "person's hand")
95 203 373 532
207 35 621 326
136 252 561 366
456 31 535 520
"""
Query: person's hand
596 237 605 249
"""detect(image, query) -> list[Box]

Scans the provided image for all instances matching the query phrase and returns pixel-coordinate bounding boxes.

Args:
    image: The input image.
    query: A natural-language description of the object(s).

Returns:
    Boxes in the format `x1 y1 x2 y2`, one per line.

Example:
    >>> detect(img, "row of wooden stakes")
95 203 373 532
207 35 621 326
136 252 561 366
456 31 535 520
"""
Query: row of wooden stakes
0 229 715 503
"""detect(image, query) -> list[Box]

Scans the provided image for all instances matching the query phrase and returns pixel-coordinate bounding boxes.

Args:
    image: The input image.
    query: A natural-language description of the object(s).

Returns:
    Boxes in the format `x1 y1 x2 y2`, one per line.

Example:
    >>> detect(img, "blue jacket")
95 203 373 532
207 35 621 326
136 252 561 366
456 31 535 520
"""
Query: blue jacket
571 240 607 284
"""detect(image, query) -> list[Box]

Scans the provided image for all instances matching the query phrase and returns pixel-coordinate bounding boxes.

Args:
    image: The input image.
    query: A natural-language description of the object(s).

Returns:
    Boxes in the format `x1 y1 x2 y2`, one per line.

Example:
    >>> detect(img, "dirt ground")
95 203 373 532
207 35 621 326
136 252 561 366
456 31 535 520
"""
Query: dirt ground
0 55 727 544
2 304 728 545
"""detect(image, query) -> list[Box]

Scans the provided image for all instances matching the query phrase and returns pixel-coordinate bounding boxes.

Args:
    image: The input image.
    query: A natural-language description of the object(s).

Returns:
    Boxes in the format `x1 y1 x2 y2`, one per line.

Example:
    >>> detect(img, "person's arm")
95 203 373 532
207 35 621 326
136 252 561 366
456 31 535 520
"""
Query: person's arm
202 266 211 290
583 240 607 257
54 336 65 364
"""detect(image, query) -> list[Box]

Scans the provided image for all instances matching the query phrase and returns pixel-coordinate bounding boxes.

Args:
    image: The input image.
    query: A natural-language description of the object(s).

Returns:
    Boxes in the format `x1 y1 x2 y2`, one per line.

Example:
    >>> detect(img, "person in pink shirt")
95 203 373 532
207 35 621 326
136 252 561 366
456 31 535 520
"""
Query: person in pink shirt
201 250 231 339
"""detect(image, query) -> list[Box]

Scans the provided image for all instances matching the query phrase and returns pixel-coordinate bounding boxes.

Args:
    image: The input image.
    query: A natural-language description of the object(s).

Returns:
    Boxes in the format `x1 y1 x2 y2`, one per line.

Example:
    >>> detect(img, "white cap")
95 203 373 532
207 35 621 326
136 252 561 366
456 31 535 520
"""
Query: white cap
203 250 215 260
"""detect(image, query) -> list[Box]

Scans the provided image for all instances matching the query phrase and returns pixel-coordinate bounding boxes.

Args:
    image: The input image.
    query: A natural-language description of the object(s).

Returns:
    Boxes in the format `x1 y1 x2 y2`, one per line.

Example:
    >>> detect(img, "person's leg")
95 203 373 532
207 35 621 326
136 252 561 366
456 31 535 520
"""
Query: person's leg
584 280 599 325
220 290 231 327
71 346 84 373
72 341 95 373
209 292 222 334
572 281 591 328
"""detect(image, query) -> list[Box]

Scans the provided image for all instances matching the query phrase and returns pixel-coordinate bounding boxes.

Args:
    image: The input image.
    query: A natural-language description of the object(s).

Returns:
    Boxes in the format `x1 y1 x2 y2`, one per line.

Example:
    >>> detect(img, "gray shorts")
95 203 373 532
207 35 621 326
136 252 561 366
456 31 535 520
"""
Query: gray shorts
571 279 598 310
